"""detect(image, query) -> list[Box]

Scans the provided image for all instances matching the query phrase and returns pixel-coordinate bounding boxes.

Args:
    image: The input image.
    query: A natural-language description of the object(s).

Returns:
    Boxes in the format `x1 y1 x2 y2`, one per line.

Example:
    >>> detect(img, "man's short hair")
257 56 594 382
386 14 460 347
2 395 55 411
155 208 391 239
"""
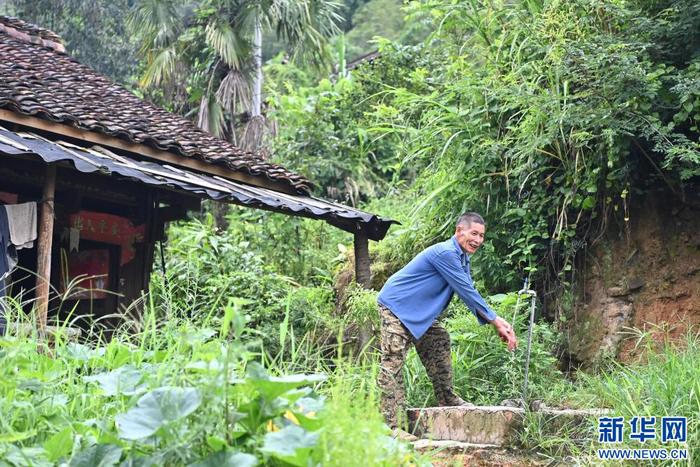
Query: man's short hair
456 212 485 229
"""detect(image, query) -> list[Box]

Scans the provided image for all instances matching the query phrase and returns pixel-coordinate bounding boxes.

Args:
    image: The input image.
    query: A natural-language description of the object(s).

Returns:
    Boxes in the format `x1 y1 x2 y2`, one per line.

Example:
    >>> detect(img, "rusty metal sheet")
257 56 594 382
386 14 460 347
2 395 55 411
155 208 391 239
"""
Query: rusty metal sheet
0 127 397 240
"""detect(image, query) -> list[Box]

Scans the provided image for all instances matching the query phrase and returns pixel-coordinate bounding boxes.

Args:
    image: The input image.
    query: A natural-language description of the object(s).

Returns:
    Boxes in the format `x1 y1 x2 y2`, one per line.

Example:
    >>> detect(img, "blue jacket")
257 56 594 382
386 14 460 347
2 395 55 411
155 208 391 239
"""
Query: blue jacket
377 236 497 339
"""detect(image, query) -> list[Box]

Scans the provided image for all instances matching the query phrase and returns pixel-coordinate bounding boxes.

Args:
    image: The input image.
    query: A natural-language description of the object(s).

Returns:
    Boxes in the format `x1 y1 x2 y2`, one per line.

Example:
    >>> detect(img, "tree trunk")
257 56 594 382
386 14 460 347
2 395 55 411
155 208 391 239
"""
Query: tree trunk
338 33 347 78
252 12 263 118
354 230 371 287
243 10 266 152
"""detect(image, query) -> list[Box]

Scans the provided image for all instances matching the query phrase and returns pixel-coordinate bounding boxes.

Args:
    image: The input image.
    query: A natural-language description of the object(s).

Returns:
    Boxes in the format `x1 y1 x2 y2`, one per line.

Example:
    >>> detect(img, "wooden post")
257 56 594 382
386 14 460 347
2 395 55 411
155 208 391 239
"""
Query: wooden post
354 228 372 354
354 229 371 287
35 165 56 332
142 190 156 292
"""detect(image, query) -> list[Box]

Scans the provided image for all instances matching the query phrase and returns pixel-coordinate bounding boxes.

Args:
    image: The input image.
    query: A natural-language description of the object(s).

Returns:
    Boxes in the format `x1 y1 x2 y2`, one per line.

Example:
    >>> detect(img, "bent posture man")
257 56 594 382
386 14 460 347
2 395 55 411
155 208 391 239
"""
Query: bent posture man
377 212 518 432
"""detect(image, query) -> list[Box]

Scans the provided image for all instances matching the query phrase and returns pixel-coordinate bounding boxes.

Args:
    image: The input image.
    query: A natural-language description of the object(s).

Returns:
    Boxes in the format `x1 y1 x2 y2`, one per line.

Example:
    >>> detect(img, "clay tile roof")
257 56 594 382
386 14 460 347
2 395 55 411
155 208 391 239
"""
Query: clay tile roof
0 15 312 194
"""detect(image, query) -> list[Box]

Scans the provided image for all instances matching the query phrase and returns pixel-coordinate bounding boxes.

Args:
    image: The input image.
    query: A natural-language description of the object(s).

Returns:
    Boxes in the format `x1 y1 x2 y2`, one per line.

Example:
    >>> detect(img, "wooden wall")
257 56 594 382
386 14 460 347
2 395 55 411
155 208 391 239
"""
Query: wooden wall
0 152 198 334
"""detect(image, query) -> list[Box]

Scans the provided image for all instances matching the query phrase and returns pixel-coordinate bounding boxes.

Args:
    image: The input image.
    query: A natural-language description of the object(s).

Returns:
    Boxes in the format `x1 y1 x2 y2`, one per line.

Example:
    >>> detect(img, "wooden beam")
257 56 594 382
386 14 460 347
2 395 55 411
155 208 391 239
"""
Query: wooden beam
158 205 189 222
0 109 300 195
35 164 56 332
142 191 156 292
354 229 371 288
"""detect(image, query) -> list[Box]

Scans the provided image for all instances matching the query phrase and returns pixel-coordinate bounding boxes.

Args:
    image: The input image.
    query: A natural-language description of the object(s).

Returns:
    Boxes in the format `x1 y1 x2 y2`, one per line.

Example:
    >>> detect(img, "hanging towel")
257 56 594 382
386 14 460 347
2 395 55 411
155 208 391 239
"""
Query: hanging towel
69 227 80 252
5 202 37 250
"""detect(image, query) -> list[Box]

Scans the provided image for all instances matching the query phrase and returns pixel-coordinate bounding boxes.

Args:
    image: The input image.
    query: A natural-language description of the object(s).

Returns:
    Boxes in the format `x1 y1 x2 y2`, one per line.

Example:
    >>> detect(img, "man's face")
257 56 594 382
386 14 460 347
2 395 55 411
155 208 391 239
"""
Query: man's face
456 221 485 255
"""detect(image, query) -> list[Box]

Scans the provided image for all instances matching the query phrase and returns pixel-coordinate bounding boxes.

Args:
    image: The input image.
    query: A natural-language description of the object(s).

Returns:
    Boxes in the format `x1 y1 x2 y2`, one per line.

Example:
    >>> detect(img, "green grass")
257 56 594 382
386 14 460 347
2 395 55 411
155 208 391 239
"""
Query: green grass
404 294 573 408
1 276 697 466
574 330 699 466
515 329 699 466
0 297 421 466
311 360 429 467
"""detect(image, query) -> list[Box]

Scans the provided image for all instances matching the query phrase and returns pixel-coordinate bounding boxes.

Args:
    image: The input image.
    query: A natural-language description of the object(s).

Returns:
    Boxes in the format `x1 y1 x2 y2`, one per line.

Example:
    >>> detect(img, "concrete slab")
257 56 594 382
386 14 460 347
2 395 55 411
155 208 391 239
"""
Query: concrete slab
408 405 607 446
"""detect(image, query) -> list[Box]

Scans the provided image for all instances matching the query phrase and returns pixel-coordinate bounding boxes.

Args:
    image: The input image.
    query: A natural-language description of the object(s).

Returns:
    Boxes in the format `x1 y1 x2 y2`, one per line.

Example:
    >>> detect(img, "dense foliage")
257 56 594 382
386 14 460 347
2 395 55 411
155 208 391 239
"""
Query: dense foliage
127 0 342 150
270 41 432 203
152 211 345 357
272 0 700 313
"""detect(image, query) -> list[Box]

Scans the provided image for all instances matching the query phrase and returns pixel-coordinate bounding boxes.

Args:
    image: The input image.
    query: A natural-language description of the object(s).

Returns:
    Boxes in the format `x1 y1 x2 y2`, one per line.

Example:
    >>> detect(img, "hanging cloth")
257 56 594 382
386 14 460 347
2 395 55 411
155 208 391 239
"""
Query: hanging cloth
69 227 80 252
0 207 10 336
5 202 37 250
0 206 10 291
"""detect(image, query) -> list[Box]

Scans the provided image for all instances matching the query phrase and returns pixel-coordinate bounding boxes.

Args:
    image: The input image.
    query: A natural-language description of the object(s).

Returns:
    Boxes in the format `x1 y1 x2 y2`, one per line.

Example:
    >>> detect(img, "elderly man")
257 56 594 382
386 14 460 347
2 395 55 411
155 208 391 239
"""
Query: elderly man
377 212 518 434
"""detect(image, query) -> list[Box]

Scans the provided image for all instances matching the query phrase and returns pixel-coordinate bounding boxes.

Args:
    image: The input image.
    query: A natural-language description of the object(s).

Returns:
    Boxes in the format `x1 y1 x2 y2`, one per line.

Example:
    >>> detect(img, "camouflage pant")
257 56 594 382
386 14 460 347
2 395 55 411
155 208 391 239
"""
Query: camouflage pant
377 304 465 428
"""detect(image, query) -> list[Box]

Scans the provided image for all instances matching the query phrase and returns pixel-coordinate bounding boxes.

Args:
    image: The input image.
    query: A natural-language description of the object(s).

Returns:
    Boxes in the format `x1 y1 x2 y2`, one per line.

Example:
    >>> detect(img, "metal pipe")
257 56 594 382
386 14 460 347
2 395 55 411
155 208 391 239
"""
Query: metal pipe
511 278 537 406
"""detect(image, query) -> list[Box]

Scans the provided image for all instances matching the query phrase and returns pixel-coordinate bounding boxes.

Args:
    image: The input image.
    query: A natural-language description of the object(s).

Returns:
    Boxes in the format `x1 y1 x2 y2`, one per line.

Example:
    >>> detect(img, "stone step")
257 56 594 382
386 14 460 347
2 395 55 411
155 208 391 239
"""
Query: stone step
408 405 607 447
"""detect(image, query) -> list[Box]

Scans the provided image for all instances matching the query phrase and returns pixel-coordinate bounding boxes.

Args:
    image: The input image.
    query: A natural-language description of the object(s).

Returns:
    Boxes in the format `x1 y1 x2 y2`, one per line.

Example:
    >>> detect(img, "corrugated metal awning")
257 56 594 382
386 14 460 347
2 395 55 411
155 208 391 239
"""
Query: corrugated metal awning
0 126 397 240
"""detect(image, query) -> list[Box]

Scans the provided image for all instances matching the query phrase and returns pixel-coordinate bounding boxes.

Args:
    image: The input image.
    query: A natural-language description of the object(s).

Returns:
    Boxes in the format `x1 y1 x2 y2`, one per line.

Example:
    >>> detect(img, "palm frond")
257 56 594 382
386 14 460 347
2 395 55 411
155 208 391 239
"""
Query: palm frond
242 115 267 152
205 20 247 68
268 0 343 67
140 46 178 88
197 94 226 139
128 0 183 51
216 68 252 116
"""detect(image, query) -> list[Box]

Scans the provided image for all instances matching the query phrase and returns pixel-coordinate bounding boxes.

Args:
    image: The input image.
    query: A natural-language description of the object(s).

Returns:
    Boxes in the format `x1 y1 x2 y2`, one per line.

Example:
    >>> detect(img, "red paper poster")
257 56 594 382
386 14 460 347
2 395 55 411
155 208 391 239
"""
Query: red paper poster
63 249 110 299
0 191 18 204
68 211 145 265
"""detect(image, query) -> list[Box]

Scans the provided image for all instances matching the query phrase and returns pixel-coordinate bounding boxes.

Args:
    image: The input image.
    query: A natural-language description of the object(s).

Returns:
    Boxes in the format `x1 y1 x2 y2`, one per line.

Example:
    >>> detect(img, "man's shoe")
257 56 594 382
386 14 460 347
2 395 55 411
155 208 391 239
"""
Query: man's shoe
390 427 419 442
438 393 475 407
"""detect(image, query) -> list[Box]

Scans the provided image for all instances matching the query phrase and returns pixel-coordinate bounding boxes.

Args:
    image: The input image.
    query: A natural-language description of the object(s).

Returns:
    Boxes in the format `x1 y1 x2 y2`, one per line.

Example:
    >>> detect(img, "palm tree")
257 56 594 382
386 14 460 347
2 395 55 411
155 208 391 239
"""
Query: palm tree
130 0 341 150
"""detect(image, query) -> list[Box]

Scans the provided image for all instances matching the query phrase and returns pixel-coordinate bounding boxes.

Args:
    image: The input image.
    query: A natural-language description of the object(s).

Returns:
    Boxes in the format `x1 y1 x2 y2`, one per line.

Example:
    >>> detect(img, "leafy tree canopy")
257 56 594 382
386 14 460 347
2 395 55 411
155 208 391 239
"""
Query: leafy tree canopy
271 0 700 312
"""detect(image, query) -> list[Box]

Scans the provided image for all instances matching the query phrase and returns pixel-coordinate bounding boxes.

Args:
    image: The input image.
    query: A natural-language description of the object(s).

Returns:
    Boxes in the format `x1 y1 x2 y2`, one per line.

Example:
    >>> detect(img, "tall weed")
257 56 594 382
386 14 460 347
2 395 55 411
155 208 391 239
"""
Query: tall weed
575 331 699 464
0 298 423 466
405 293 572 407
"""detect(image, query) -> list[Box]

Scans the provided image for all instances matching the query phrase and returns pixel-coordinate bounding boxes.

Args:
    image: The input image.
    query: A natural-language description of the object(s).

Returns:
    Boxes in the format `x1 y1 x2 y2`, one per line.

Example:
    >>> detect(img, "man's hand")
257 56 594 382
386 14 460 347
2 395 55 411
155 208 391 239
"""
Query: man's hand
491 317 518 351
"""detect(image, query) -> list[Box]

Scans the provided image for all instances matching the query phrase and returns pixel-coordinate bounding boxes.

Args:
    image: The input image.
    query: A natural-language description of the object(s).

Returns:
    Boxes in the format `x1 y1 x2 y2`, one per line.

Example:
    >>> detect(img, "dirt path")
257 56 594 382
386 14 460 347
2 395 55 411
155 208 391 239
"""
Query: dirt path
415 441 554 466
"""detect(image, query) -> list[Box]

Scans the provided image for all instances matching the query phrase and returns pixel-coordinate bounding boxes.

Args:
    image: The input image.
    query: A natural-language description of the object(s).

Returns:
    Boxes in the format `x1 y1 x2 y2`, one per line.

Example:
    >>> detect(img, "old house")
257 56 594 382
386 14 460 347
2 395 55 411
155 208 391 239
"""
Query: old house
0 16 394 334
